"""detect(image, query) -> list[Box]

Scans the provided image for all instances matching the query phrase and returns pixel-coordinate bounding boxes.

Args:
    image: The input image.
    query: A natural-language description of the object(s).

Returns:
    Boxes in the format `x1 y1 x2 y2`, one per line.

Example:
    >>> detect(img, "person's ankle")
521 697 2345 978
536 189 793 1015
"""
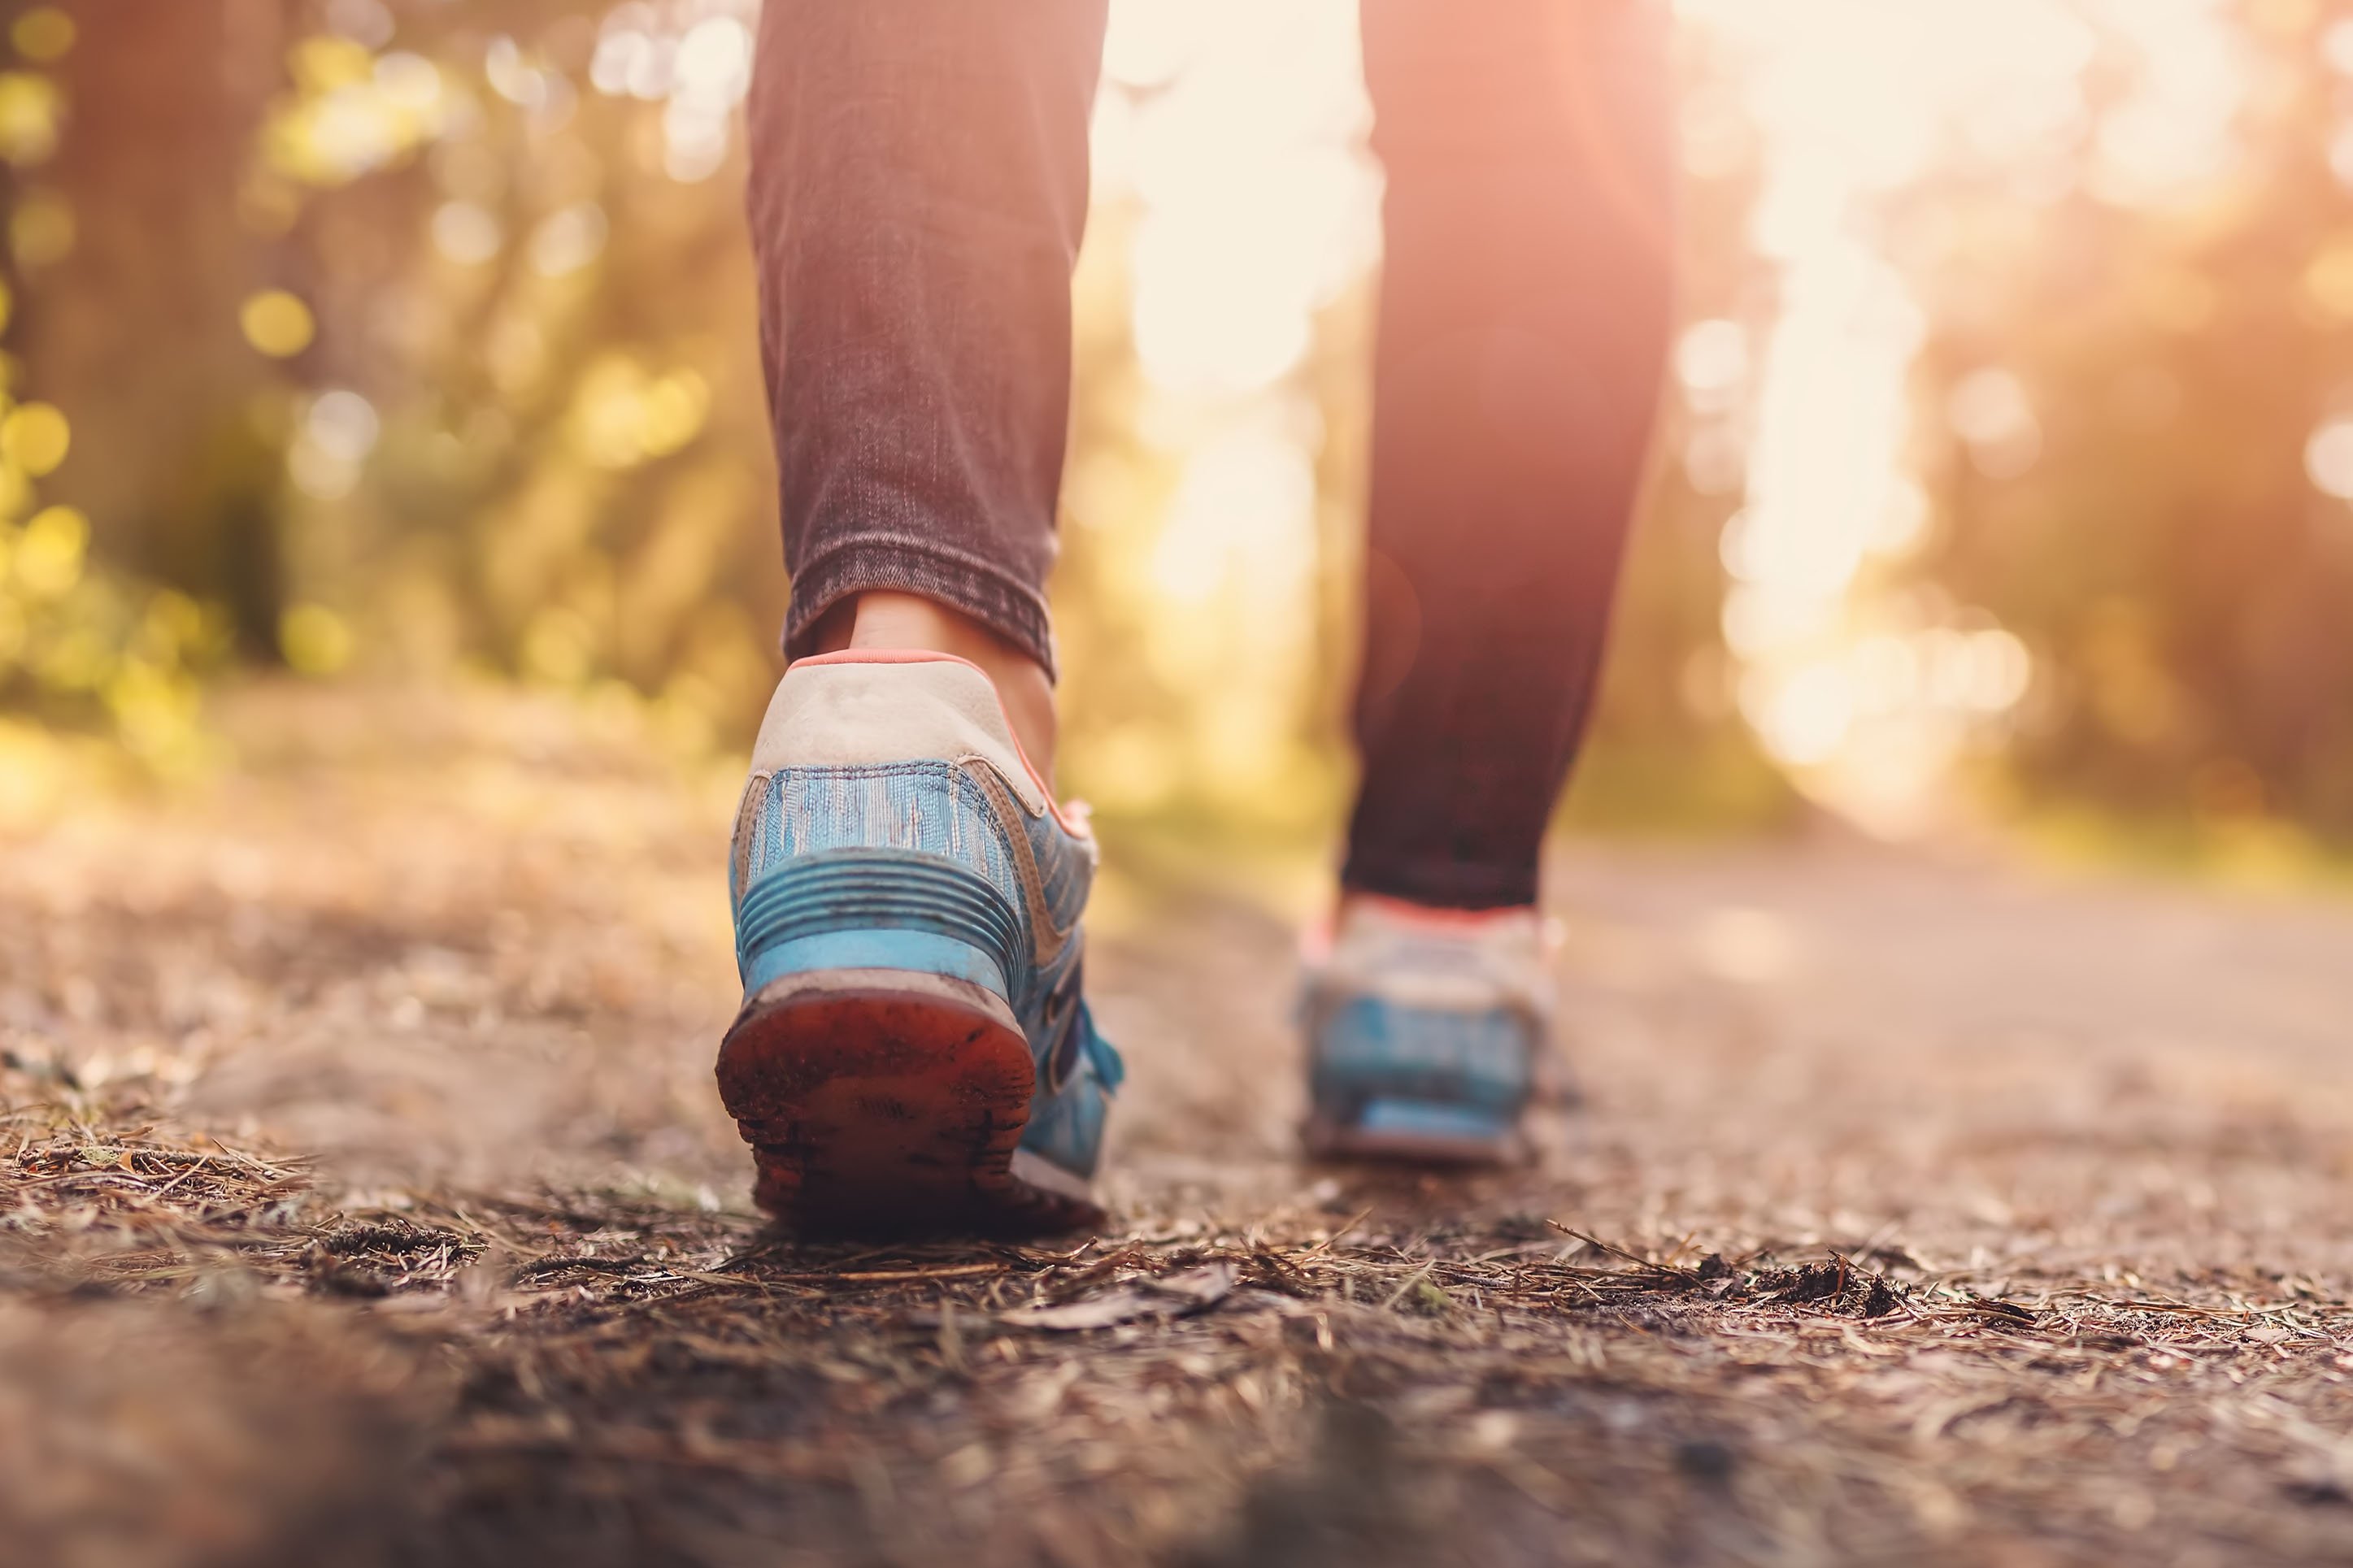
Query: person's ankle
810 592 1059 783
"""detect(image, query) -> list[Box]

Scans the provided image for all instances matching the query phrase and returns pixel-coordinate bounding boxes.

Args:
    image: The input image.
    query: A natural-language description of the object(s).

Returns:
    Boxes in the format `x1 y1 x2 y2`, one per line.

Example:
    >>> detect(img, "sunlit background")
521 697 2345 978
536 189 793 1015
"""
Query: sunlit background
7 0 2353 867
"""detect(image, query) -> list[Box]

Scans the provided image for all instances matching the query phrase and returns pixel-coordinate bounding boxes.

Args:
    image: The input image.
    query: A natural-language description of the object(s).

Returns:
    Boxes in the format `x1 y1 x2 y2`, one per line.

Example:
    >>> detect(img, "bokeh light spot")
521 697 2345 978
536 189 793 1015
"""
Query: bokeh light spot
281 604 354 676
529 203 608 276
0 71 60 166
241 290 315 358
324 0 394 50
1946 367 2042 480
305 390 380 464
431 202 502 266
9 9 72 63
2304 418 2353 500
2 402 70 476
568 358 707 467
289 390 379 500
2303 237 2353 319
1676 319 1751 409
292 35 374 94
14 504 85 599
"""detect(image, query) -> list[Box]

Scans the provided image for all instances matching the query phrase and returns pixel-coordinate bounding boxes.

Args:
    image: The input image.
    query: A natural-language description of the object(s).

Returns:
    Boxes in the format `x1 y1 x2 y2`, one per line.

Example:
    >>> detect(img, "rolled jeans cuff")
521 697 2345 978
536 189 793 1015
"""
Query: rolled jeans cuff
782 538 1059 680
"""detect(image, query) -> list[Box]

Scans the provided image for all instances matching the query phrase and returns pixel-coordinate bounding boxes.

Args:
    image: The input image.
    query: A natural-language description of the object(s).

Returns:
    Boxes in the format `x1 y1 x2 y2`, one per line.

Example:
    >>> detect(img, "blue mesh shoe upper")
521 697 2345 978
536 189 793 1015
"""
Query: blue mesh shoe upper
733 752 1120 1186
1302 901 1550 1158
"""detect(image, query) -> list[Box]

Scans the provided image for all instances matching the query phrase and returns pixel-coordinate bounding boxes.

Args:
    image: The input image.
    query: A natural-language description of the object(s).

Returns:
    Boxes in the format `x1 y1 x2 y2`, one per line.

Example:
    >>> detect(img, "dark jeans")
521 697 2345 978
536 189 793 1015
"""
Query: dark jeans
748 1 1675 910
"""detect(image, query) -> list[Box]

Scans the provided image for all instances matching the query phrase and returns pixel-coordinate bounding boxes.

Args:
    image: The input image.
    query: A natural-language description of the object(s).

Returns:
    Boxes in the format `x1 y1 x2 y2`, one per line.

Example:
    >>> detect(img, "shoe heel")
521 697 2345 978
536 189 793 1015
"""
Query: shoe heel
1304 995 1534 1167
720 851 1088 1233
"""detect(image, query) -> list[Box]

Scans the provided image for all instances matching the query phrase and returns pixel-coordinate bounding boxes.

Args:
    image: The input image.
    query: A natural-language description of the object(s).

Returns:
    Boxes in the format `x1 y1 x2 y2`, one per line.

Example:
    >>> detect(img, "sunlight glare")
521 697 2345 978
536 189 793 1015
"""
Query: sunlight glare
1677 0 2244 830
1107 0 1377 397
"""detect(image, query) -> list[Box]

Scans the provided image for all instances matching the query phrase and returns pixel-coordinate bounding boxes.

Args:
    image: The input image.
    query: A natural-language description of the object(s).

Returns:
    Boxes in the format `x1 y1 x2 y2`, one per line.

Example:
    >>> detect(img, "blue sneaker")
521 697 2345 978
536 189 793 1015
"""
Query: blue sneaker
718 650 1121 1232
1300 897 1552 1164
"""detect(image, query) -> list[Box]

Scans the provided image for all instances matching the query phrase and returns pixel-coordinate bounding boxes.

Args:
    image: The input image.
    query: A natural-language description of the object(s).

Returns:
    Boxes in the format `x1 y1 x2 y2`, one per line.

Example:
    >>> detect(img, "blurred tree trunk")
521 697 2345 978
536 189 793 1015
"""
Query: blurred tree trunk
31 0 289 655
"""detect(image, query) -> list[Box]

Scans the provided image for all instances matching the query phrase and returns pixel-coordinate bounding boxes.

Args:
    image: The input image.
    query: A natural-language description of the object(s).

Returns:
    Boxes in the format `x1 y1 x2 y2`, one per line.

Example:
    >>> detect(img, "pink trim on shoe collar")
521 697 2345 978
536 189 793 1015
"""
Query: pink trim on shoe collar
795 649 988 669
1302 893 1540 964
1340 893 1539 931
789 647 1084 836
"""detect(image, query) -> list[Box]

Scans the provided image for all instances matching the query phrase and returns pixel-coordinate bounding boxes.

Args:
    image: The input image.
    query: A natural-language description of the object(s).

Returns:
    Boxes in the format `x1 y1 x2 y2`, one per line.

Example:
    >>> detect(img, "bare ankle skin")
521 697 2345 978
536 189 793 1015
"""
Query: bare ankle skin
808 591 1059 784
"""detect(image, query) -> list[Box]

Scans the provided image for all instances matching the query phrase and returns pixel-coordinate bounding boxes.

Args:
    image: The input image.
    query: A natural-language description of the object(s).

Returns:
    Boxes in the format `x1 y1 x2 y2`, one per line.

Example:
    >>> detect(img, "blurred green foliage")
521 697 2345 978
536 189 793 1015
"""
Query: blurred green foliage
0 7 223 769
27 0 2353 873
2 0 1785 845
20 0 787 764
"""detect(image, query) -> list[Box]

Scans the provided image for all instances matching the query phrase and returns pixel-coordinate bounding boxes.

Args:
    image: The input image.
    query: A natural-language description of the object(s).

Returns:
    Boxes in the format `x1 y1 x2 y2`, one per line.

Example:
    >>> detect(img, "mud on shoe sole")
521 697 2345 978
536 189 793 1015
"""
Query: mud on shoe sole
715 968 1103 1236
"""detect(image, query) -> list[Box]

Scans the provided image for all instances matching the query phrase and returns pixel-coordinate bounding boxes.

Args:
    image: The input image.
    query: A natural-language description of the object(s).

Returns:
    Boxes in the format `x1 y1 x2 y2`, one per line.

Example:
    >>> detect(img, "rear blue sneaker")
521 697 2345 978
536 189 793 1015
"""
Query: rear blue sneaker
1300 897 1552 1165
718 650 1121 1233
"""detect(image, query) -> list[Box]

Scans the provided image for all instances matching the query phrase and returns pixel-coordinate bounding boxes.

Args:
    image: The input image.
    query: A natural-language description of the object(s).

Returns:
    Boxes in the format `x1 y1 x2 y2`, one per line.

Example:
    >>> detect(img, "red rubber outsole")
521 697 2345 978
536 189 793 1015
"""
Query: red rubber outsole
715 971 1103 1236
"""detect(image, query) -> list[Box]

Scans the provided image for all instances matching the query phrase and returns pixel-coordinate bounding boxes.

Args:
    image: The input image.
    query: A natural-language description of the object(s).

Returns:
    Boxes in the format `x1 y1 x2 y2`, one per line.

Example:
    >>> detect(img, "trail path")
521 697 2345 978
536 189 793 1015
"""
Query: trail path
8 687 2353 1566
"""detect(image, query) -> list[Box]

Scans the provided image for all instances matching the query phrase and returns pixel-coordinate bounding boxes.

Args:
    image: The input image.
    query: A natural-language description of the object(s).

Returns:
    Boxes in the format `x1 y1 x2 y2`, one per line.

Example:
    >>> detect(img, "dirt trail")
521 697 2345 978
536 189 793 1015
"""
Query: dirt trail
9 686 2353 1566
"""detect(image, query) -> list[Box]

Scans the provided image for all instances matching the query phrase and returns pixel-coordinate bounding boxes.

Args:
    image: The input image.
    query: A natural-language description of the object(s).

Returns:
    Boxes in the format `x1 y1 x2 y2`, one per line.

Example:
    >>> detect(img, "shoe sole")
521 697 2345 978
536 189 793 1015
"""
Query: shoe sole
716 967 1103 1236
1300 1114 1529 1167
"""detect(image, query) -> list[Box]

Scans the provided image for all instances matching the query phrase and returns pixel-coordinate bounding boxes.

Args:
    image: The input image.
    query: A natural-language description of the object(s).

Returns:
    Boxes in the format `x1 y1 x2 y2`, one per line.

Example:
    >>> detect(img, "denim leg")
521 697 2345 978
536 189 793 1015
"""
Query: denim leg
747 1 1108 676
1343 0 1677 910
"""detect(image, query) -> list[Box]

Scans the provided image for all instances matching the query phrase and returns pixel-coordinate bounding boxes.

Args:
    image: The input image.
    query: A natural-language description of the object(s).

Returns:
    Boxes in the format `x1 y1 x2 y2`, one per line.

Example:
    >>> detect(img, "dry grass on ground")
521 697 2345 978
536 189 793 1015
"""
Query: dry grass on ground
7 684 2353 1566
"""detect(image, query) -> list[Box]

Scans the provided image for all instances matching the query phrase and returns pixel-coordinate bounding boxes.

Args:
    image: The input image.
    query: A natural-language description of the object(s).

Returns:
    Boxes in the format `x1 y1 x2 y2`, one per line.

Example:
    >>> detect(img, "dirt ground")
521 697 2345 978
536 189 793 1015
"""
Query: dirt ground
9 685 2353 1567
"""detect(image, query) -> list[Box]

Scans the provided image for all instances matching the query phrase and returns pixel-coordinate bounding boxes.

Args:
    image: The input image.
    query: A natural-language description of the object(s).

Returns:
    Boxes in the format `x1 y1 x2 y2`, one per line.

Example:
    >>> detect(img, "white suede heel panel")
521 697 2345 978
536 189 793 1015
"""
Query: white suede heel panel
749 661 1050 816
